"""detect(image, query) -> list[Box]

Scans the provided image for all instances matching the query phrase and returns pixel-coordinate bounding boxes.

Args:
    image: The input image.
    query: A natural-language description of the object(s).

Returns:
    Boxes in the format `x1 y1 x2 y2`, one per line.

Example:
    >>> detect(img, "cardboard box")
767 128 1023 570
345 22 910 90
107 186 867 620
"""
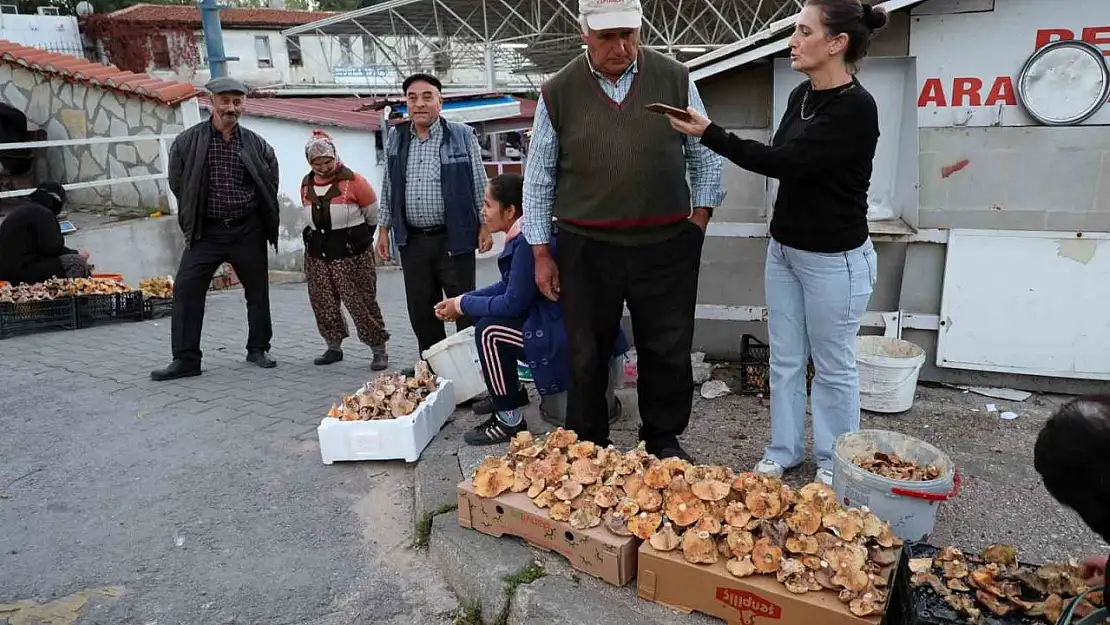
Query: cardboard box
456 479 640 586
637 542 901 625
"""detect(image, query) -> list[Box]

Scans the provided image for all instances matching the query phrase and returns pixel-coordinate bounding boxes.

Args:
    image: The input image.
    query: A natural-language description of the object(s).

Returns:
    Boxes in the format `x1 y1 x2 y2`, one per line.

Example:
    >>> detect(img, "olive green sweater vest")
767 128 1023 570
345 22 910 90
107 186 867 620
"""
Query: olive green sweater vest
544 47 692 245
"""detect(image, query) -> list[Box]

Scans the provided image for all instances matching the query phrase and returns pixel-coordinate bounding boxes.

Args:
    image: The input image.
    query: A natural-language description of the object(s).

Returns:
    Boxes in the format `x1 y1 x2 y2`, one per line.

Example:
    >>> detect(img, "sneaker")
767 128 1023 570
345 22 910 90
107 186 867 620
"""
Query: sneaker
814 467 834 486
463 415 526 446
754 458 786 478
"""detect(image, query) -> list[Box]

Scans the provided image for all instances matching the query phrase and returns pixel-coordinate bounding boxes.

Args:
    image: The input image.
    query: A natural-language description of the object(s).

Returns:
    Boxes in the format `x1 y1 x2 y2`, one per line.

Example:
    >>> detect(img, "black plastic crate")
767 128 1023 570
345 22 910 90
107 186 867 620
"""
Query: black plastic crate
76 291 144 328
738 334 816 395
142 296 173 320
892 542 1101 625
0 296 78 339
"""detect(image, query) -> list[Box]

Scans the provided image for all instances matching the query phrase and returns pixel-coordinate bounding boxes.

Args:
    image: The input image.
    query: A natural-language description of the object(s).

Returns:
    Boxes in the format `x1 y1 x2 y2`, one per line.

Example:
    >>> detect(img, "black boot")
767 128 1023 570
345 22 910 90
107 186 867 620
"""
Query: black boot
150 360 202 381
314 349 343 365
371 351 388 371
246 350 277 368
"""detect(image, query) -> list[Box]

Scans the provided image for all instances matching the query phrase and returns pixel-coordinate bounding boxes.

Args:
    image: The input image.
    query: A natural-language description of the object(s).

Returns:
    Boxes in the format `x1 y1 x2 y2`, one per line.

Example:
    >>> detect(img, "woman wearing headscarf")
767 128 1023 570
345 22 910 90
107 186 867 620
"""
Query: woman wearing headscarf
0 181 92 284
301 130 391 371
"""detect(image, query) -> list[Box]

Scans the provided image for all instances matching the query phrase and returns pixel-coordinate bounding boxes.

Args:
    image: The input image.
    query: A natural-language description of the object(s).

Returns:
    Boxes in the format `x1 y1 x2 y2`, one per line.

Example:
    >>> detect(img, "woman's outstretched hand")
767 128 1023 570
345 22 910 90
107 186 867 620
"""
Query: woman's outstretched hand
666 107 712 137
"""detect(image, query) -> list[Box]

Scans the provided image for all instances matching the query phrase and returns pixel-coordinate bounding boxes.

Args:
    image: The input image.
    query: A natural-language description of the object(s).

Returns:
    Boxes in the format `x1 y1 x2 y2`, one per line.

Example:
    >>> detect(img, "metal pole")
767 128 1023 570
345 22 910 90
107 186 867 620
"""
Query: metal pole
197 0 239 78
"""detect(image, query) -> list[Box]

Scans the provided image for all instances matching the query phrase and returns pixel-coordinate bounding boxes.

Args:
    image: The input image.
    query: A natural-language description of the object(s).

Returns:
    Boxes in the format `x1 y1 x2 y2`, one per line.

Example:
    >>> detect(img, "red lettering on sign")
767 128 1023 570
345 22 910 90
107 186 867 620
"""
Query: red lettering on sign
1082 26 1110 55
918 78 947 107
952 78 983 107
1036 26 1110 56
985 76 1017 106
716 588 783 625
1035 28 1074 50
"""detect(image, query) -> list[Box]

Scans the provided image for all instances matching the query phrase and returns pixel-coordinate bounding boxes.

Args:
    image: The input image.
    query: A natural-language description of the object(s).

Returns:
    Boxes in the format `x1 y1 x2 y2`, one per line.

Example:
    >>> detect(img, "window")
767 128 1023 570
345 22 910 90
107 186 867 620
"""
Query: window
255 35 272 69
150 35 171 70
195 35 208 65
0 5 18 15
339 36 353 66
361 37 376 66
287 35 303 67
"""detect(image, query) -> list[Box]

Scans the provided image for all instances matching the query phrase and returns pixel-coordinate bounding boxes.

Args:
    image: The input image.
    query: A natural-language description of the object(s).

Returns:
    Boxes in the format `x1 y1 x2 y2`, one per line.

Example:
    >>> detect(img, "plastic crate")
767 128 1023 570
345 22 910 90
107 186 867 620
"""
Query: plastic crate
142 296 173 320
0 296 78 339
76 291 144 328
739 334 816 395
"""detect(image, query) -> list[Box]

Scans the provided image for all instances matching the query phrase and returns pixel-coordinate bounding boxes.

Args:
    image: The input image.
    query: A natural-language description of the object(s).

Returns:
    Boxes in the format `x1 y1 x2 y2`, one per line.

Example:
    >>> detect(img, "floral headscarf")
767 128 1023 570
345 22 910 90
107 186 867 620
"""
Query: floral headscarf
305 129 340 166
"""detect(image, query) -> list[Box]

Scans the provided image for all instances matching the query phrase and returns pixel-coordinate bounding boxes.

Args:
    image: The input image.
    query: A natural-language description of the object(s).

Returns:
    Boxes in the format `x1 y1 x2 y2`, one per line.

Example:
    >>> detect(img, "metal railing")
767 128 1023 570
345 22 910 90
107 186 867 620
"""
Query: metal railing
0 134 178 213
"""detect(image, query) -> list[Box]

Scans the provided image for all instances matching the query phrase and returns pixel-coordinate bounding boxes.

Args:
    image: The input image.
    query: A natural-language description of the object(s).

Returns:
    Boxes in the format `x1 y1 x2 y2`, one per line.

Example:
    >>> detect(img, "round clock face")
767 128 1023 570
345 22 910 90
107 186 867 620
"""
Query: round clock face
1017 39 1110 126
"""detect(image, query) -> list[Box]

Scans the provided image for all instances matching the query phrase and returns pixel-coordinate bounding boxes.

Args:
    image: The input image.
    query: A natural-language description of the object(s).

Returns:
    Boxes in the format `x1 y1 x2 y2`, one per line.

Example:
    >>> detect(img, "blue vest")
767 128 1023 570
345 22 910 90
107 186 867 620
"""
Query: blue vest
386 119 480 256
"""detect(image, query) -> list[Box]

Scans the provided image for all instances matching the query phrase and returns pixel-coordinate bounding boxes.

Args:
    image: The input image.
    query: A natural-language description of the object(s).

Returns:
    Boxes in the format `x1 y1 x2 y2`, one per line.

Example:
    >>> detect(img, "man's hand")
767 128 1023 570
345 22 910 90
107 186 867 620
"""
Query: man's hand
375 227 392 261
689 207 711 233
533 245 559 302
434 296 463 321
478 226 493 254
1080 554 1107 585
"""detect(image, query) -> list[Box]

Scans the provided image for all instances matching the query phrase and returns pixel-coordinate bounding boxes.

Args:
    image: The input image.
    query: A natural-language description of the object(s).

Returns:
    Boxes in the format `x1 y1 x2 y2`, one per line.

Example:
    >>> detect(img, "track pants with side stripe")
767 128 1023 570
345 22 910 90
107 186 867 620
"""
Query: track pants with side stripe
473 315 530 413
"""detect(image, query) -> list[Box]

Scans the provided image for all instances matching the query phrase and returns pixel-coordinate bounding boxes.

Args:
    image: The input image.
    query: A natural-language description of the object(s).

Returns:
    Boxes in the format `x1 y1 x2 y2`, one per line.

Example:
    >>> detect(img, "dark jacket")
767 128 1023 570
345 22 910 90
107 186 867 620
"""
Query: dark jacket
459 230 629 396
0 198 78 285
167 119 281 248
385 119 481 256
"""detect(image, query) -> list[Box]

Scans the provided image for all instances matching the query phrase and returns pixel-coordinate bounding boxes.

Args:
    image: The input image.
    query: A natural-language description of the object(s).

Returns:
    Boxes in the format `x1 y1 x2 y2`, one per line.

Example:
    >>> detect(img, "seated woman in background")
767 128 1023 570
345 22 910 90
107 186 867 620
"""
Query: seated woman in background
435 173 626 445
0 182 92 285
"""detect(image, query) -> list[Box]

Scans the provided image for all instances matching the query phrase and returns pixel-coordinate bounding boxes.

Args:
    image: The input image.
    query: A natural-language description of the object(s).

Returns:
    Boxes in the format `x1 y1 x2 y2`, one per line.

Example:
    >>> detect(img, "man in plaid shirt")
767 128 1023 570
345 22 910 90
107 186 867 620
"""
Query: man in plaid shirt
376 73 492 368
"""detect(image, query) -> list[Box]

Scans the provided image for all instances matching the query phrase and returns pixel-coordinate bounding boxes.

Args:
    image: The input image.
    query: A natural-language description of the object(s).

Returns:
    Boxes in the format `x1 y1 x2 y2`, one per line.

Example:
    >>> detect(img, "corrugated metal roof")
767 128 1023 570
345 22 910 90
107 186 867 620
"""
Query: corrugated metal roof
199 96 383 130
104 4 339 29
0 39 199 105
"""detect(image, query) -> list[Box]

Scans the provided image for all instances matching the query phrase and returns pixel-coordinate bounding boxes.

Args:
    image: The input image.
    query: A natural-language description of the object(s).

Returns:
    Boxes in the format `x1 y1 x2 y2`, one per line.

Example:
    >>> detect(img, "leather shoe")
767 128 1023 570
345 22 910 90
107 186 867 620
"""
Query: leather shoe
314 349 343 365
653 445 694 463
151 360 201 381
247 351 277 368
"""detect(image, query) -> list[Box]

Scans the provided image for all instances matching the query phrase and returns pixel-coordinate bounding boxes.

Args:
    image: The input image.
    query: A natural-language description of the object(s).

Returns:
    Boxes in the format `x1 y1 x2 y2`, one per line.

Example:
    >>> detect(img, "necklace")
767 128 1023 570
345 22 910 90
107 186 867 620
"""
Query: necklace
800 82 856 120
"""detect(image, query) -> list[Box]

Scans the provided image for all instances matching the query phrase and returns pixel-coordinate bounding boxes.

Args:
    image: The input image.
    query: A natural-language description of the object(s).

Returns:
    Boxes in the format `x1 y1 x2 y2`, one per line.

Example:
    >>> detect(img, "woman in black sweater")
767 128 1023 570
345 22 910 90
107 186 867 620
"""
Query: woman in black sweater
667 0 888 485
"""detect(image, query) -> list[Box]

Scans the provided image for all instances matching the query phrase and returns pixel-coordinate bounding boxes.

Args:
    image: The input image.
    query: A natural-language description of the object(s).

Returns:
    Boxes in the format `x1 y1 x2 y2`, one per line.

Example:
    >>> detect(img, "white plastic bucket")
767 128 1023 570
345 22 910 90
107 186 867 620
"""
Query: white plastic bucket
421 327 485 405
857 336 925 413
832 429 960 542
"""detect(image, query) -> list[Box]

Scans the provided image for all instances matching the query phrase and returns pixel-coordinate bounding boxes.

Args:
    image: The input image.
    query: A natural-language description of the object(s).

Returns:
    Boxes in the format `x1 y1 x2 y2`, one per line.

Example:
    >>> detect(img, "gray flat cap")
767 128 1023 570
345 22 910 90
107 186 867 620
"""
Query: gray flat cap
205 76 249 95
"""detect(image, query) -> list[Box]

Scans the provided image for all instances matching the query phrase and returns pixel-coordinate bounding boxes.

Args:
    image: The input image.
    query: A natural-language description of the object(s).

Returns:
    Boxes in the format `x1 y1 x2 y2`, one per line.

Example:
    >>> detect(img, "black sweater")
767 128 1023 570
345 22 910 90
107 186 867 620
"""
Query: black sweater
701 77 880 253
0 199 76 285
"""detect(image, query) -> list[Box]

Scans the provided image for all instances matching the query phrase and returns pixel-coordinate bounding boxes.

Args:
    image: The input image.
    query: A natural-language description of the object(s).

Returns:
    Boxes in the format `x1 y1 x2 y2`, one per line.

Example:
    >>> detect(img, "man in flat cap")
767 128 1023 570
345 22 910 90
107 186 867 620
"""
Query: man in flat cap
151 76 281 381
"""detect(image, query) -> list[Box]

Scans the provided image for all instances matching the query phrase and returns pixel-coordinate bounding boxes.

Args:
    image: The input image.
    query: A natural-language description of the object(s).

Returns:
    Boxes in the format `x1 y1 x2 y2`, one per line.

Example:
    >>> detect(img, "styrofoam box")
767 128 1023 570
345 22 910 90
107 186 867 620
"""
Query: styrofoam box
317 377 456 464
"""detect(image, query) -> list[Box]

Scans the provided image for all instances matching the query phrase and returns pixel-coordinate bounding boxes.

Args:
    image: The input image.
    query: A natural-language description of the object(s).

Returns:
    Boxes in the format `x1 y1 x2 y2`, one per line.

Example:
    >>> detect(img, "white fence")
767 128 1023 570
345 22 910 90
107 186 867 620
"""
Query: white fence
0 134 178 213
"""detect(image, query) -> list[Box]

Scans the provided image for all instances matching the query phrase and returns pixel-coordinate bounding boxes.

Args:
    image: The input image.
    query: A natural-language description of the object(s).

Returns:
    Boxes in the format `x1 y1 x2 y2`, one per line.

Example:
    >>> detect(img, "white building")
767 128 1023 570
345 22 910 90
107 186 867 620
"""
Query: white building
0 8 84 55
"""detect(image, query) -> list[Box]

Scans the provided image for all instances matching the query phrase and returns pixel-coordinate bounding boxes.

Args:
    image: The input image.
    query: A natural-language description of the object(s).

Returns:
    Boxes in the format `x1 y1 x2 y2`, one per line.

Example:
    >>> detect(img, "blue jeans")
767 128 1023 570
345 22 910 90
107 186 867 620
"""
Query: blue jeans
763 237 877 471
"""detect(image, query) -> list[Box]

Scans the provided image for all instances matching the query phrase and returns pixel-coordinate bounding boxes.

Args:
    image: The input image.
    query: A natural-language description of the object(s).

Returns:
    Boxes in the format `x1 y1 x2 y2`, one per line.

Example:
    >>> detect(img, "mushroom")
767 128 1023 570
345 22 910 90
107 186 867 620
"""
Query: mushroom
850 592 881 617
532 486 558 508
549 500 573 522
643 464 673 489
664 491 706 527
569 458 603 485
982 543 1018 567
634 487 663 512
681 530 719 565
869 546 899 567
731 472 761 494
937 546 964 562
860 511 885 539
525 477 547 499
724 501 752 528
752 537 783 574
822 509 861 541
727 556 758 578
1043 594 1065 624
628 512 664 540
786 535 819 555
603 510 633 537
946 578 970 592
567 440 598 460
776 558 807 582
536 453 570 482
786 503 822 536
815 565 838 590
826 544 868 572
593 485 621 508
514 443 545 459
783 575 810 595
725 527 756 557
797 483 838 512
569 506 602 530
508 431 535 453
510 470 531 493
975 590 1011 617
813 531 842 552
622 472 646 498
553 478 584 501
473 458 516 497
615 497 640 519
694 516 723 535
691 479 731 502
942 559 970 580
832 566 871 592
745 487 783 520
665 475 692 496
908 558 934 574
874 524 896 548
801 555 824 571
544 427 578 450
648 522 682 551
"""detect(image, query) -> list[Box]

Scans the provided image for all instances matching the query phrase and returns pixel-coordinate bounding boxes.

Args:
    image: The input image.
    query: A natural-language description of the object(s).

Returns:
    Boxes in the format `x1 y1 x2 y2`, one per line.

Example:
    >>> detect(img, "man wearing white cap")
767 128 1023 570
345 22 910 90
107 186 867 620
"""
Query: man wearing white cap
522 0 725 461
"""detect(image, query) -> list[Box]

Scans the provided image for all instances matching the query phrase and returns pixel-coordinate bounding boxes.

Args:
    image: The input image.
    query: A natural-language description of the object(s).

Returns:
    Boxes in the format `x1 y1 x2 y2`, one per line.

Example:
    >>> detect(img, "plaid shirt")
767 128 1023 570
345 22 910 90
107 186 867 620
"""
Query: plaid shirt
206 123 257 221
521 56 726 245
378 118 486 229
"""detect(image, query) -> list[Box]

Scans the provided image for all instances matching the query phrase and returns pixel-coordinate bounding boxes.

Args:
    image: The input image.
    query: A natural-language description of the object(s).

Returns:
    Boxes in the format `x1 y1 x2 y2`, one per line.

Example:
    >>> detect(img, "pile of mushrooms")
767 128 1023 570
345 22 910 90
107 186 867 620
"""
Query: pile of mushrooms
327 361 439 420
853 451 941 482
471 429 904 616
909 544 1104 624
1 277 134 303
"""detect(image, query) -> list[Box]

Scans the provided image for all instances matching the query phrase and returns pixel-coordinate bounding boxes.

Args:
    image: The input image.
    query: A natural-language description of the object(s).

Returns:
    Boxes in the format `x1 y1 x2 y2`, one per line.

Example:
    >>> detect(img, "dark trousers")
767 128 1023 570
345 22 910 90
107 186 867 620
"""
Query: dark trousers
474 315 529 412
556 223 704 452
171 215 272 363
398 230 476 355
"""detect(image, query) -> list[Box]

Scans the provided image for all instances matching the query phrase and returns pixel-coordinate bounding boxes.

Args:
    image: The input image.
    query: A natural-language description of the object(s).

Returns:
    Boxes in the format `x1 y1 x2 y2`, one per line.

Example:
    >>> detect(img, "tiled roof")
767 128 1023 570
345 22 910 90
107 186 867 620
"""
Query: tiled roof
0 39 199 105
104 4 340 29
199 95 384 131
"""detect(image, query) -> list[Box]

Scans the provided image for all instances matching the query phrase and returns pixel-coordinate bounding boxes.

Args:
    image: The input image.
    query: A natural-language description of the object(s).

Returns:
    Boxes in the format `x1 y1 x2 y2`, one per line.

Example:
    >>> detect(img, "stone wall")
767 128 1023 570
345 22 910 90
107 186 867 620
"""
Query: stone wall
0 63 186 213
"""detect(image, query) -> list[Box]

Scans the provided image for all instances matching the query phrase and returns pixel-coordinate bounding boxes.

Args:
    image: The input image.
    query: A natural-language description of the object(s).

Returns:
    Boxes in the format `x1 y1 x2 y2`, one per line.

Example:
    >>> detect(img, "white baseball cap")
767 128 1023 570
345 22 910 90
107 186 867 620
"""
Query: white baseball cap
579 0 643 31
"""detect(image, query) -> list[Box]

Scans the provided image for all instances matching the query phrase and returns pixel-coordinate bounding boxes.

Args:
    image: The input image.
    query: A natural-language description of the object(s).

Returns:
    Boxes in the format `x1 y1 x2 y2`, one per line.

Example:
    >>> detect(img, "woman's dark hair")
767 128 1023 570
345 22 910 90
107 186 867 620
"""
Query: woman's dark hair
1034 395 1110 543
488 173 524 216
806 0 889 64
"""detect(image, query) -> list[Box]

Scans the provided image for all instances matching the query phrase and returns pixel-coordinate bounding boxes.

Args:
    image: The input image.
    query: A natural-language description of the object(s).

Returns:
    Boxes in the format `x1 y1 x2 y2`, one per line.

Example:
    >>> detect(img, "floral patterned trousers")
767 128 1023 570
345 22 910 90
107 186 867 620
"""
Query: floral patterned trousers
305 248 390 351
